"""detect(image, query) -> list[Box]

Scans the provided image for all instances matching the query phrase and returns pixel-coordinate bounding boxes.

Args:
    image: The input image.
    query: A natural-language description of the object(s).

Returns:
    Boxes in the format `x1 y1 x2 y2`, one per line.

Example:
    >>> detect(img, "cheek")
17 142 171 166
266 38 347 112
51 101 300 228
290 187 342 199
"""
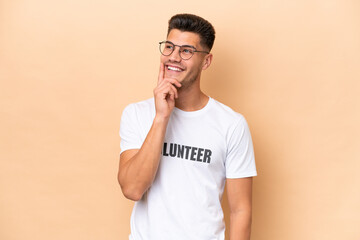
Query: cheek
160 55 166 63
188 63 202 74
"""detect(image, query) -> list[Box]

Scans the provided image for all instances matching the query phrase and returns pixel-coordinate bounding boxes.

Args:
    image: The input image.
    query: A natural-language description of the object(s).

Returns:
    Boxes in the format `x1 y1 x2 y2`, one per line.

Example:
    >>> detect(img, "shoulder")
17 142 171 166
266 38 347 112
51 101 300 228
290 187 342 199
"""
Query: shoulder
122 97 155 116
120 98 155 133
210 98 246 125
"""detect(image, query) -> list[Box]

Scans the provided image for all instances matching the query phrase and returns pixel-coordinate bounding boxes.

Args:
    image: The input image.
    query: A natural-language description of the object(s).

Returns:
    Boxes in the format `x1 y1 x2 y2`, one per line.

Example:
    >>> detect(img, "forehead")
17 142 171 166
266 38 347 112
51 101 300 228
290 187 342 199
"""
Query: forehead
166 29 201 47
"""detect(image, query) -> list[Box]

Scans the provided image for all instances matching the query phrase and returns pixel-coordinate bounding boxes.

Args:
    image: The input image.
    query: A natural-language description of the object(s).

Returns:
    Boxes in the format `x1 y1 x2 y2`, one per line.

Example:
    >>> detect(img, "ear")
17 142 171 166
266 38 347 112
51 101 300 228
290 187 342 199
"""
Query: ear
202 53 213 70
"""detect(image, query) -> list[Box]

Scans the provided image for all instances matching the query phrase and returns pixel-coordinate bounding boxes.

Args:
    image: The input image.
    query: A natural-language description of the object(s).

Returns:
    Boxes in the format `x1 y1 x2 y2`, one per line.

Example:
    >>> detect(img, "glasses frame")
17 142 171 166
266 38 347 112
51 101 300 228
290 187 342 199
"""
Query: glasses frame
159 41 210 60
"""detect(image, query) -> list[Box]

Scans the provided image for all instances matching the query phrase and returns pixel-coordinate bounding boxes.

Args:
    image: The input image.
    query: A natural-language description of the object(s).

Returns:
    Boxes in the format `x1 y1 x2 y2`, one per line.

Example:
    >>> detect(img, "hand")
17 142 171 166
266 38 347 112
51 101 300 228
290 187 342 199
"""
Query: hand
153 63 181 119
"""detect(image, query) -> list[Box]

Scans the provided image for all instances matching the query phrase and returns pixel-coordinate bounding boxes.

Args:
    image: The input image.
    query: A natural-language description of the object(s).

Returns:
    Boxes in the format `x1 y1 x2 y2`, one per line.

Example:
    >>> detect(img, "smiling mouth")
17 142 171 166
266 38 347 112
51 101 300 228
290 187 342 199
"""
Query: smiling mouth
166 65 184 72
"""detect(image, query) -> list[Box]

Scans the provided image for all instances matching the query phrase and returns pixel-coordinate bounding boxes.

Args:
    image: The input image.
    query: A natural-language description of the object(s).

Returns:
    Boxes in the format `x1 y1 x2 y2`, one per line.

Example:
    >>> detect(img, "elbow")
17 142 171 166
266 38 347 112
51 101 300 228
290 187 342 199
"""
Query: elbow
117 174 143 201
121 186 143 201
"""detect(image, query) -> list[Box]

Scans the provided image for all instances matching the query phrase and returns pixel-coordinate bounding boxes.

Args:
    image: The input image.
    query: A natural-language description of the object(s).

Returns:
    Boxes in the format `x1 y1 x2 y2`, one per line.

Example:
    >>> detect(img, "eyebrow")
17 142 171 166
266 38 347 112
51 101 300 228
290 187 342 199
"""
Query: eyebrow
166 41 196 49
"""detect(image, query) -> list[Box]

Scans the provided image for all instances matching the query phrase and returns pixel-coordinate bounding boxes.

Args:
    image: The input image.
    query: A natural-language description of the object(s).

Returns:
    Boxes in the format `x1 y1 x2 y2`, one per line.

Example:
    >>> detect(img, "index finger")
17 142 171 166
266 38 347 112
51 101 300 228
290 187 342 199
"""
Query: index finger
158 63 165 84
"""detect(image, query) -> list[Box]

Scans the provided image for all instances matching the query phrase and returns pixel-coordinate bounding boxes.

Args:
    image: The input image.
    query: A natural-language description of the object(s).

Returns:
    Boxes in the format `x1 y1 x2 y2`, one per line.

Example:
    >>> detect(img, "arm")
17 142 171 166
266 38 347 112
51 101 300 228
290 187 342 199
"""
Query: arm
226 177 253 240
117 117 168 201
117 63 181 201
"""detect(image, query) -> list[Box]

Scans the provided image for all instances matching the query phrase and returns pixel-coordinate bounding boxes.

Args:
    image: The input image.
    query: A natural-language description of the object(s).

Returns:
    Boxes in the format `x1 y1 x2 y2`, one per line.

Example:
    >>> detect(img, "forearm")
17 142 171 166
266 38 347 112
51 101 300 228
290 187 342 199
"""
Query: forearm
119 63 181 200
229 210 252 240
119 116 169 200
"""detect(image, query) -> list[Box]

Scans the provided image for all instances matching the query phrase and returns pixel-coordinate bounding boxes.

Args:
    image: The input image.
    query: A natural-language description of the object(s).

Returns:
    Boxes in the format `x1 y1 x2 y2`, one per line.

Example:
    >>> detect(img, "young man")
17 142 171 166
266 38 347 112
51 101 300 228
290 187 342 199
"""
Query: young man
118 14 257 240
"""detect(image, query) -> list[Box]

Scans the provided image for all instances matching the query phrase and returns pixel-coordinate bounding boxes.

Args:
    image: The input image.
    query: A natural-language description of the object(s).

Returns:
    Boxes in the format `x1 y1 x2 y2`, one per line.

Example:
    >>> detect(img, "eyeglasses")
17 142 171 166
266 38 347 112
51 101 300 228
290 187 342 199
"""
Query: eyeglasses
159 41 210 60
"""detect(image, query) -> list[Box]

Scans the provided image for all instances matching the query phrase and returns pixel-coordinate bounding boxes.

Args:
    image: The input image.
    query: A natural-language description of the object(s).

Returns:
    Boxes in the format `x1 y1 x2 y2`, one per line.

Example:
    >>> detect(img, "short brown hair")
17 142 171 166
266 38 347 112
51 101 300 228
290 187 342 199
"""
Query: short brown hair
168 13 216 51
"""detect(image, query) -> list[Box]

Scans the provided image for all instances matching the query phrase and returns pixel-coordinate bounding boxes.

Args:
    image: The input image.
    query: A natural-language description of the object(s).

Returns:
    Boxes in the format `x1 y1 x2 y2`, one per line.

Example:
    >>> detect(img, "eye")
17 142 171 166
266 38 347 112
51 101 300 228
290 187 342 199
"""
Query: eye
182 48 194 54
165 43 174 49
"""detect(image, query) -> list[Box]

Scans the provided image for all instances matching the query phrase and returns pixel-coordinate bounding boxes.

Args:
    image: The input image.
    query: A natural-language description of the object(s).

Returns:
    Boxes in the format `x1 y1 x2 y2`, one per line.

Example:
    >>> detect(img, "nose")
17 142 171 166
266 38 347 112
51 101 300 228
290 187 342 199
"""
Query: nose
168 46 182 62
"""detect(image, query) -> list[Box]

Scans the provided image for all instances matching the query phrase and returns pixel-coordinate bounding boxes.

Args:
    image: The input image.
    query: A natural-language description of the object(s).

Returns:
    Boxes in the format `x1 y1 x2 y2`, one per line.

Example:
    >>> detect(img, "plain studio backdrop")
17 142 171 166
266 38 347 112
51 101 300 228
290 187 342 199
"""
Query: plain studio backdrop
0 0 359 239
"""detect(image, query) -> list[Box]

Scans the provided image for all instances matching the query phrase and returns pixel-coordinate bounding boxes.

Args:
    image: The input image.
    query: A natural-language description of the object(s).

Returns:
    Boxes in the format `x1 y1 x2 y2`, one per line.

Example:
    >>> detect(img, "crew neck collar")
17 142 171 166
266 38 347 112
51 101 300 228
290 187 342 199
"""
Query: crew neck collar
173 96 213 117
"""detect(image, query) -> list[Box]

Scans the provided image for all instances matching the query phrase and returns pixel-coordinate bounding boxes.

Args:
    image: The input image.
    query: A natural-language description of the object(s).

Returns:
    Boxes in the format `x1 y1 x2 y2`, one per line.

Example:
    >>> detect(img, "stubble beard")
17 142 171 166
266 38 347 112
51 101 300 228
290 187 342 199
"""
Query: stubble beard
177 69 201 91
178 76 196 90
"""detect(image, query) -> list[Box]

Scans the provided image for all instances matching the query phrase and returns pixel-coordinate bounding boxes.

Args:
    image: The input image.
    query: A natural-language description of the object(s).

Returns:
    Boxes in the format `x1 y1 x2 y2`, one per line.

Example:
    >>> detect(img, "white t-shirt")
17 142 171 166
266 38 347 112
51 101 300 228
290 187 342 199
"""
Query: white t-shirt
120 97 257 240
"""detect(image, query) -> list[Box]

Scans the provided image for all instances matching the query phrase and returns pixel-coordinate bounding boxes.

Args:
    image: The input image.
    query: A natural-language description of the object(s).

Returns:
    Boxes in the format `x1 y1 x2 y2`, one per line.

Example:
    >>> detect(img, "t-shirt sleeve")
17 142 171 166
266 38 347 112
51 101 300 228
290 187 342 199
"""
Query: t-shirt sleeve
119 104 143 154
225 116 257 178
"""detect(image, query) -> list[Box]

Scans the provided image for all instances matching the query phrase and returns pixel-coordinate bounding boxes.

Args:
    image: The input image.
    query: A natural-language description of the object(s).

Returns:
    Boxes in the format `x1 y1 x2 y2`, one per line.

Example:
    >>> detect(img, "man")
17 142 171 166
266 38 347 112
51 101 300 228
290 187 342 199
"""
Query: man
118 13 257 240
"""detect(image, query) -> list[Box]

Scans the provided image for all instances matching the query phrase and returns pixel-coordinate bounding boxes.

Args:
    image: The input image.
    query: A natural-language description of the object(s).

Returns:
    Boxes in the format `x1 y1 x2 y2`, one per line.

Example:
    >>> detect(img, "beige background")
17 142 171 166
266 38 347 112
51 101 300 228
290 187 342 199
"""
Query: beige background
1 0 359 239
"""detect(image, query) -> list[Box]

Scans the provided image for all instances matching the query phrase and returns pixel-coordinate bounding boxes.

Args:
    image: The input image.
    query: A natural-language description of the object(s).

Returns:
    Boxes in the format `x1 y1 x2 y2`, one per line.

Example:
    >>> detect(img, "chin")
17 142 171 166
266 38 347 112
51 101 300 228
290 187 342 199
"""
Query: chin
165 72 182 80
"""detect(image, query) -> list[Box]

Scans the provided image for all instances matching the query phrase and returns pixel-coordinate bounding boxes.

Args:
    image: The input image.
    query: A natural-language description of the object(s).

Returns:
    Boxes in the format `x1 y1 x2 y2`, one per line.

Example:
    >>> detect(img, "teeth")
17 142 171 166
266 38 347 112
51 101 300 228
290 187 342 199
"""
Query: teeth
168 66 182 71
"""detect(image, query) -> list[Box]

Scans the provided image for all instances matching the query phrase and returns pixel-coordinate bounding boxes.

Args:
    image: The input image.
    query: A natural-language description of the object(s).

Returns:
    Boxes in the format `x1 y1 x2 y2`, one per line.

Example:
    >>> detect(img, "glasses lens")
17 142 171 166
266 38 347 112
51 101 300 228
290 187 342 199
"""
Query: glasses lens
160 42 174 56
180 47 195 60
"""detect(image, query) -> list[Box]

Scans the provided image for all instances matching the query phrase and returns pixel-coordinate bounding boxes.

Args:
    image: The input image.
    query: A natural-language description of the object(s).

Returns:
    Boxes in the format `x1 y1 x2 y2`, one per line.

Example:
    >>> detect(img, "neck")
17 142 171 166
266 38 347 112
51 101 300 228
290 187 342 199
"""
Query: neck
175 81 209 111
